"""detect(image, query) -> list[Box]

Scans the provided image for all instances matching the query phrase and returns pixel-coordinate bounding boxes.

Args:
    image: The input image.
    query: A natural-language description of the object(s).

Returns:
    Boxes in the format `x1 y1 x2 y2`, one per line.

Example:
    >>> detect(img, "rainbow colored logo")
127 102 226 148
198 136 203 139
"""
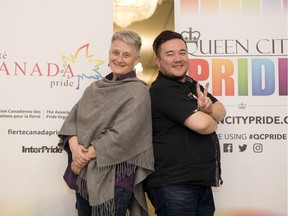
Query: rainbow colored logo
60 43 105 90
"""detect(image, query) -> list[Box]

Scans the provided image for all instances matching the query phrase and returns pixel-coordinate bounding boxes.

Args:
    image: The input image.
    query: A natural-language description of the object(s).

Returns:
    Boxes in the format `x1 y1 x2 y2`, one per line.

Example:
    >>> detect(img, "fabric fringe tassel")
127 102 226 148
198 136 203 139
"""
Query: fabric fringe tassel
115 147 154 182
76 146 154 215
77 176 88 200
92 198 115 216
126 146 154 170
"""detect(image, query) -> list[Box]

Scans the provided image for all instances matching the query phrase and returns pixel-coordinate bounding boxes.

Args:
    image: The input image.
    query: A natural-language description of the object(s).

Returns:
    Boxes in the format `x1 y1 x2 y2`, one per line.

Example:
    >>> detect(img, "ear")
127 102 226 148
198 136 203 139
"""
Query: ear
156 57 161 68
135 55 141 64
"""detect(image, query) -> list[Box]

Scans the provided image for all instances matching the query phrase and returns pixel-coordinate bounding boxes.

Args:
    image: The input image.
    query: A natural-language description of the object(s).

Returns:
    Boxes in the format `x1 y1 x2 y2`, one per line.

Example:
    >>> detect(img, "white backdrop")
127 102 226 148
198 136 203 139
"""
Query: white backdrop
175 0 287 216
0 0 112 215
1 0 287 216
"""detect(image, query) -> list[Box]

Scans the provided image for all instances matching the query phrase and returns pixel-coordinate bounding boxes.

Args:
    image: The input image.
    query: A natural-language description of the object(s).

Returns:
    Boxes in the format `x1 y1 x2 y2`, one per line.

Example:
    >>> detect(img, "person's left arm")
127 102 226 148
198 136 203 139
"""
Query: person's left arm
196 82 226 122
207 101 226 122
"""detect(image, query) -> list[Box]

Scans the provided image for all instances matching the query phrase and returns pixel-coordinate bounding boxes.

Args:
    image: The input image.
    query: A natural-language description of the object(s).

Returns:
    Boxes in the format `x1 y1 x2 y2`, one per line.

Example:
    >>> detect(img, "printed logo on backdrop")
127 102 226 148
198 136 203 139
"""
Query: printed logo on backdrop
59 44 105 90
178 0 288 158
179 0 288 97
180 27 288 97
219 130 287 154
238 144 247 152
181 23 288 152
0 43 106 154
222 143 264 153
0 43 105 90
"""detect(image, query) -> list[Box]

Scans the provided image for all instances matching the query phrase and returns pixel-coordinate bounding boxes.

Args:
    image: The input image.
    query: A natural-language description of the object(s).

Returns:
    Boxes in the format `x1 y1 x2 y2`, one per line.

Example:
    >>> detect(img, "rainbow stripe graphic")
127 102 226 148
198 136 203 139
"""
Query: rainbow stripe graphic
180 0 287 16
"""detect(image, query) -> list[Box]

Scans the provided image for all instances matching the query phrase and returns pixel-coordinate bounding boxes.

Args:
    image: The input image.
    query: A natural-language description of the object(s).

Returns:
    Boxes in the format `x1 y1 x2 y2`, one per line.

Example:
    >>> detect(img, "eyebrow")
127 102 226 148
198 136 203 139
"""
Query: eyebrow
165 48 187 54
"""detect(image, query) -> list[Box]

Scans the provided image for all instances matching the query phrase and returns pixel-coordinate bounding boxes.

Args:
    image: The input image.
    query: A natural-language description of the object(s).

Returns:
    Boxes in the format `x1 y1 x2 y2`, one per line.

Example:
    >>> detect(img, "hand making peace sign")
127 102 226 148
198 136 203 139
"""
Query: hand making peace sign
196 82 213 114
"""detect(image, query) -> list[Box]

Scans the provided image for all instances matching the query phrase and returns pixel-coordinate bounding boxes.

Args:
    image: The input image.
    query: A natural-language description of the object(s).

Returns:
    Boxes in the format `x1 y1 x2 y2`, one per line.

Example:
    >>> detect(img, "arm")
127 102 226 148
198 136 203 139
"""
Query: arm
184 111 217 135
184 82 226 135
196 82 226 122
207 101 226 122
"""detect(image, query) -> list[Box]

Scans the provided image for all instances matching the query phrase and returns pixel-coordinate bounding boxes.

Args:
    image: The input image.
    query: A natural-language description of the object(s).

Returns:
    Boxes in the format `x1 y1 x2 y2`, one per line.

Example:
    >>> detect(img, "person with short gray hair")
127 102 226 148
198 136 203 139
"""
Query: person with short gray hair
58 30 154 216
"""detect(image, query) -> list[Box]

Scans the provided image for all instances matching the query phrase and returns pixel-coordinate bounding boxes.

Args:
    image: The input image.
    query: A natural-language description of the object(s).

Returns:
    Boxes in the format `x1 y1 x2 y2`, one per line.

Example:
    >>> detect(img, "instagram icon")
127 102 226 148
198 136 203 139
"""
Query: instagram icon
253 143 263 153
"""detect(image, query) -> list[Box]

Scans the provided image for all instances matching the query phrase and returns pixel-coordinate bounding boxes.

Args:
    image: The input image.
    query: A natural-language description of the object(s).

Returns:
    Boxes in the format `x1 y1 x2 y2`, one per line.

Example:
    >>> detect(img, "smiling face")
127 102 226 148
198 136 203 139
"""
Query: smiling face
156 38 189 82
109 39 140 80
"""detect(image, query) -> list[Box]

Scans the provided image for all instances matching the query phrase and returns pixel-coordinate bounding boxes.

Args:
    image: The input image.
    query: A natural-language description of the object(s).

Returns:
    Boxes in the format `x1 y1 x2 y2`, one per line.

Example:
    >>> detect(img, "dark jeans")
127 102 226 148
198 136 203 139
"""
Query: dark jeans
76 187 132 216
146 184 215 216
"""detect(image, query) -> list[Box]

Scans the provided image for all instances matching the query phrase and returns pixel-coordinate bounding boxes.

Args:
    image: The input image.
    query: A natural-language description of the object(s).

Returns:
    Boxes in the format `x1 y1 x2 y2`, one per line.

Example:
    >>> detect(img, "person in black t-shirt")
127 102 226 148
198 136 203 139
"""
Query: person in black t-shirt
144 30 226 216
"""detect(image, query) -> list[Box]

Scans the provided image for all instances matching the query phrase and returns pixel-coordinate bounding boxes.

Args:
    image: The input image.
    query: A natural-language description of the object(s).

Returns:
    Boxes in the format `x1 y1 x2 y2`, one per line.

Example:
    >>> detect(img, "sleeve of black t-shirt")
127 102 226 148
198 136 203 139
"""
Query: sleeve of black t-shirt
150 81 198 125
151 80 218 125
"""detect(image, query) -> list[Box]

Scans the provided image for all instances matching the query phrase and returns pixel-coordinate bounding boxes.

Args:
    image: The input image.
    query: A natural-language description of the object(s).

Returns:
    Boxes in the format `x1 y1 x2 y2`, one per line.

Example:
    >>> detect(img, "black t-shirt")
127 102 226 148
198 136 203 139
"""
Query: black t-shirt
144 72 222 190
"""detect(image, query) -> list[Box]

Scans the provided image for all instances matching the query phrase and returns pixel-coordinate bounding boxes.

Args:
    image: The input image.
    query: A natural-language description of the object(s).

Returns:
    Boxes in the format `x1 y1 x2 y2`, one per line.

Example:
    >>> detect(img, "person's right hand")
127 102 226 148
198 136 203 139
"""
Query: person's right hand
196 82 213 114
71 160 82 175
69 136 91 168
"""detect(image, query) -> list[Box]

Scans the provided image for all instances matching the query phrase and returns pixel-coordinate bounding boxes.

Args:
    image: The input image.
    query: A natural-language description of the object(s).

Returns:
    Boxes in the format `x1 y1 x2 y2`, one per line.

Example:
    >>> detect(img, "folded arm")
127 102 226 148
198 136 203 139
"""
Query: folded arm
184 82 226 135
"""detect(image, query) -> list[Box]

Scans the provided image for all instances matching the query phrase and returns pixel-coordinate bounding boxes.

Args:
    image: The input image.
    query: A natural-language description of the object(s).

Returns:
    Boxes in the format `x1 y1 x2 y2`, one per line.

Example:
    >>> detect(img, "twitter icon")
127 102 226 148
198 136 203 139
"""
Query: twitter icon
239 144 247 152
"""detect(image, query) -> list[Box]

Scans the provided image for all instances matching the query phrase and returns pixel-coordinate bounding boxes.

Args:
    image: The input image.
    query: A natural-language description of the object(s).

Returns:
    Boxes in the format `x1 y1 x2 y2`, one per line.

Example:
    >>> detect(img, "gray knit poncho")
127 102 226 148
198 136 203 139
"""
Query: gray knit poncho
58 77 154 216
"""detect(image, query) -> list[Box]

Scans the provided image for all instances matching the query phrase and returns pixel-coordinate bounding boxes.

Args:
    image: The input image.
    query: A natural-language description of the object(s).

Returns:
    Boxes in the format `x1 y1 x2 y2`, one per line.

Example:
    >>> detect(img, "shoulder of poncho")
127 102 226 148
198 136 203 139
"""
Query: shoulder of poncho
91 77 148 91
125 79 150 97
124 78 149 89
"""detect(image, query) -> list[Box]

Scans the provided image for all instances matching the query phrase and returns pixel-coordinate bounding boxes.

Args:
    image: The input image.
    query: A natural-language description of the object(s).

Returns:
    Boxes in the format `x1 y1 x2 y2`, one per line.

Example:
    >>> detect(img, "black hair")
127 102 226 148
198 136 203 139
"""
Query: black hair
152 30 186 57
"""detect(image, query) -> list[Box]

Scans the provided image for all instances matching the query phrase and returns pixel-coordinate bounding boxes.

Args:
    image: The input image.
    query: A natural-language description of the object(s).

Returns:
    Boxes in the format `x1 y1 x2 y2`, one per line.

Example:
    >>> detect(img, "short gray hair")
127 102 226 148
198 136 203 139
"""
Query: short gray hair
111 30 142 55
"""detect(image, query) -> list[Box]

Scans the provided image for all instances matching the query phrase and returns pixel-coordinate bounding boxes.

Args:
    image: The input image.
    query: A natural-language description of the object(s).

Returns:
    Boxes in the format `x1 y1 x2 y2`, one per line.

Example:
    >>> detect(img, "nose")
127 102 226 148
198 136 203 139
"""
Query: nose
116 54 124 62
174 53 182 61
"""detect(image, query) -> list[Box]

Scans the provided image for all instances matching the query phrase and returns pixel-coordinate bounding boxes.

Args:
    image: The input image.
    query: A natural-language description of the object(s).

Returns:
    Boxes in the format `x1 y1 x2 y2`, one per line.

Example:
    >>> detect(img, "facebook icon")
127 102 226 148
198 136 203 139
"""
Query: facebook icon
223 143 233 153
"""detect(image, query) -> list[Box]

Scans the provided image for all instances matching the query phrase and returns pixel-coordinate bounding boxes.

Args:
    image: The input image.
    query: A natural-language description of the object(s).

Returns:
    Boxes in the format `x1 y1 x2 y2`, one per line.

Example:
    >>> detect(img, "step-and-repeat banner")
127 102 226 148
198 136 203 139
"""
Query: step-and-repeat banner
175 0 287 216
1 0 287 215
0 1 112 215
